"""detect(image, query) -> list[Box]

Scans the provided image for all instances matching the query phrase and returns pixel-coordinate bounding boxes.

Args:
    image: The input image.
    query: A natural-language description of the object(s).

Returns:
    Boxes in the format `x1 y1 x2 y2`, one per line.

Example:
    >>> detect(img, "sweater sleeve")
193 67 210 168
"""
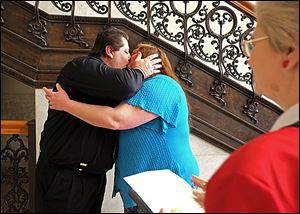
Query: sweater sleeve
125 75 183 133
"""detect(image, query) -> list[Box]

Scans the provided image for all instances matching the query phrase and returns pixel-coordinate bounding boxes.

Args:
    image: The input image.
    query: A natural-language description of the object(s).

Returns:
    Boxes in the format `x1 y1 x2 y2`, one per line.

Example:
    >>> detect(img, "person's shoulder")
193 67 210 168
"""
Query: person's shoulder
250 127 298 146
218 127 299 181
68 56 104 70
142 75 186 103
70 55 101 64
151 74 174 81
70 56 87 62
148 74 181 89
231 127 299 161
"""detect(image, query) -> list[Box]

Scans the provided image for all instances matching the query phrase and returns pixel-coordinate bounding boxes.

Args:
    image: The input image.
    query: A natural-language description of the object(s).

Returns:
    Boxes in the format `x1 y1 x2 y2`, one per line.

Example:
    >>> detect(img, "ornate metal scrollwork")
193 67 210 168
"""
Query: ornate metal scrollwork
188 24 219 64
86 1 109 14
150 1 202 86
242 68 259 123
176 60 193 86
1 134 29 213
50 1 89 47
223 20 254 83
186 2 256 110
171 1 202 86
188 3 255 85
205 5 238 105
209 80 226 105
238 27 260 123
220 14 257 119
243 96 259 123
243 78 259 123
28 1 48 47
151 2 184 44
24 1 260 121
51 1 72 12
65 1 89 48
114 1 147 24
65 23 89 48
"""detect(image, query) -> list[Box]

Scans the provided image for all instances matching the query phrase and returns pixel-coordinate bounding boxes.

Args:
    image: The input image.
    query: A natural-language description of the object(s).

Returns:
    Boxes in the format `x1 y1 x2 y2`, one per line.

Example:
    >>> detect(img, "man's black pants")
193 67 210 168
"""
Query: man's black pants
35 157 106 213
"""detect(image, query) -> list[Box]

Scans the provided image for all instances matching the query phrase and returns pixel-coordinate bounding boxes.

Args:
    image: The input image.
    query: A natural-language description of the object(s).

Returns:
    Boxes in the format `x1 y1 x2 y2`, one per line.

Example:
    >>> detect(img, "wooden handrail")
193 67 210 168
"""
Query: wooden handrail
231 1 256 18
1 120 28 135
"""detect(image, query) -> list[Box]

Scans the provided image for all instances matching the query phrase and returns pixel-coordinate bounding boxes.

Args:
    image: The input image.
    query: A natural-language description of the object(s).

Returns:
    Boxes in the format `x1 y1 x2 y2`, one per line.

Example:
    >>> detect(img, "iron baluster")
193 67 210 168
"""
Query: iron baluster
28 1 48 47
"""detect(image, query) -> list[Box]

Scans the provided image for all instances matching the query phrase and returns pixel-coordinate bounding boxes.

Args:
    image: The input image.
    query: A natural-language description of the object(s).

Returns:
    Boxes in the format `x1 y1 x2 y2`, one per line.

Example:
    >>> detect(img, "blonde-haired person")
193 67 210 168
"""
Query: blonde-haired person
191 1 299 212
44 43 200 213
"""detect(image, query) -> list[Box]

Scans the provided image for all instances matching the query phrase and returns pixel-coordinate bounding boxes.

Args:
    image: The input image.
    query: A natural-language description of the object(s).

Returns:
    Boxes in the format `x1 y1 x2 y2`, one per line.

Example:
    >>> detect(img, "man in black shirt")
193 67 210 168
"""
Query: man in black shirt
35 27 161 213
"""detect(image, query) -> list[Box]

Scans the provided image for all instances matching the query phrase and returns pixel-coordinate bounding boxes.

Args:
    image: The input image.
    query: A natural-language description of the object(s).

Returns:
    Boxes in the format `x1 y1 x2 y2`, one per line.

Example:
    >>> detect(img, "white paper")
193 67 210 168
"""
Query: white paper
124 169 204 213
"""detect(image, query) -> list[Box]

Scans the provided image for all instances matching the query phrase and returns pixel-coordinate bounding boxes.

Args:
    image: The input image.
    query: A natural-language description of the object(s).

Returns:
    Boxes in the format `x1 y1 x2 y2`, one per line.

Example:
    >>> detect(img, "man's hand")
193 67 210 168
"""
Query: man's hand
43 83 70 111
128 51 162 78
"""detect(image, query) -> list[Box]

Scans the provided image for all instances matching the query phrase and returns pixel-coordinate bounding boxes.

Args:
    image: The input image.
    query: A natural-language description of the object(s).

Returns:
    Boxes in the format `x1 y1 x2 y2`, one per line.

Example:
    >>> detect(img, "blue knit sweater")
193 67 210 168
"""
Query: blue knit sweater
113 74 199 208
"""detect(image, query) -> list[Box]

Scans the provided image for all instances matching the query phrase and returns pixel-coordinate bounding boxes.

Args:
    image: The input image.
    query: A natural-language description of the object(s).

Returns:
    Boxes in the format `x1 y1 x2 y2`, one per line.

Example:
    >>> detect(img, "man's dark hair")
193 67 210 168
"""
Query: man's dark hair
90 27 129 57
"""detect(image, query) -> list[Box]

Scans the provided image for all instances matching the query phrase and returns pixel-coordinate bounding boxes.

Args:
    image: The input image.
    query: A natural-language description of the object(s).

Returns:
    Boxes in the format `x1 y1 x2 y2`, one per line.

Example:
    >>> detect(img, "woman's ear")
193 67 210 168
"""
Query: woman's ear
282 45 299 71
105 46 114 58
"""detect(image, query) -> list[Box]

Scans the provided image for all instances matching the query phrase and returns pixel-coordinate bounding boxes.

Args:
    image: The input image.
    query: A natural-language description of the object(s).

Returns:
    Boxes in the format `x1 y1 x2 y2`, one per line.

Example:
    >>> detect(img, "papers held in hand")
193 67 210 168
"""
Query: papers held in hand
124 169 204 213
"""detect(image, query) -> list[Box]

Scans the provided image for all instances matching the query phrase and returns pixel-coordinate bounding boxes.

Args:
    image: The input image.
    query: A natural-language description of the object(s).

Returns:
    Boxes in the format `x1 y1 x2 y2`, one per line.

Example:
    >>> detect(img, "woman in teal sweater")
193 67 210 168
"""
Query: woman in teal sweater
44 43 199 212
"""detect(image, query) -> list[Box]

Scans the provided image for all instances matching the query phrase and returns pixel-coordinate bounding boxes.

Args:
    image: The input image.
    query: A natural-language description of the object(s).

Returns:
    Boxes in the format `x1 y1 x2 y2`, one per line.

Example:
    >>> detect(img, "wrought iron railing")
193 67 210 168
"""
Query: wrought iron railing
19 1 260 123
0 1 261 122
1 120 36 213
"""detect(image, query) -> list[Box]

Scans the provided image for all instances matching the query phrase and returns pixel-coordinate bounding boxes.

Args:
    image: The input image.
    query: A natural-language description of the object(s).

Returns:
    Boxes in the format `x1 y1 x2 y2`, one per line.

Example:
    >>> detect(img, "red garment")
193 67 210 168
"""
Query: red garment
205 126 299 213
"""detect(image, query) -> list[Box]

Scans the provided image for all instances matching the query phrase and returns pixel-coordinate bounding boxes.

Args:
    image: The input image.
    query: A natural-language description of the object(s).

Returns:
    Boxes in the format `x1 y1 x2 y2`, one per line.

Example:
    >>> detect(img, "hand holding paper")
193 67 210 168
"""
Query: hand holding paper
191 175 207 208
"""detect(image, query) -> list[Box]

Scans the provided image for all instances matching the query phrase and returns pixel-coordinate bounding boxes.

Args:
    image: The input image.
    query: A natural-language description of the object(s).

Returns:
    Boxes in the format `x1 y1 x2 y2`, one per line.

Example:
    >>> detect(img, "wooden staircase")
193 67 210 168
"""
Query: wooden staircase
1 1 282 152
